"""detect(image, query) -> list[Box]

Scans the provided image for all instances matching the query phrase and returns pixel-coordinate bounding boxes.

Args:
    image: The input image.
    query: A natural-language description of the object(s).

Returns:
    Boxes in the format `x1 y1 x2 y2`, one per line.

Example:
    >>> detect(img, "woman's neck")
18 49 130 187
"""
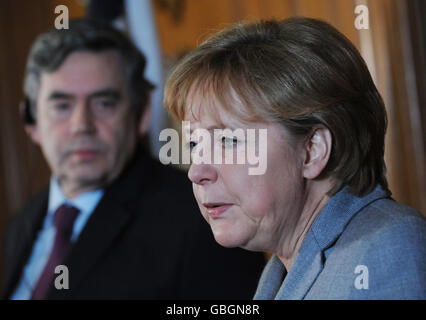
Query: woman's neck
277 180 331 271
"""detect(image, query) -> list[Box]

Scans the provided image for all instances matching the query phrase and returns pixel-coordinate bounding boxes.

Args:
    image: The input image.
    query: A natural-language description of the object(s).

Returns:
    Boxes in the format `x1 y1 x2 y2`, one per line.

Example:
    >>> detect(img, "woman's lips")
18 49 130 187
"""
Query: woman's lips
203 203 233 219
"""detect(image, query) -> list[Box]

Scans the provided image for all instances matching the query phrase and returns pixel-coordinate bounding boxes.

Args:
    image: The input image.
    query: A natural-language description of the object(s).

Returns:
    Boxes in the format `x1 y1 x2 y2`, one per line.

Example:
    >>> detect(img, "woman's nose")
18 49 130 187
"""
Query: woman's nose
188 163 218 185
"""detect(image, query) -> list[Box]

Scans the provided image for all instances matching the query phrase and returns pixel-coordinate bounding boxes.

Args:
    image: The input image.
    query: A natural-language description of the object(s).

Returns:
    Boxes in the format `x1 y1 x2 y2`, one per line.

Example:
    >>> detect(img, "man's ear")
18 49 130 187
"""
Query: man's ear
302 125 332 180
138 93 152 137
25 124 41 145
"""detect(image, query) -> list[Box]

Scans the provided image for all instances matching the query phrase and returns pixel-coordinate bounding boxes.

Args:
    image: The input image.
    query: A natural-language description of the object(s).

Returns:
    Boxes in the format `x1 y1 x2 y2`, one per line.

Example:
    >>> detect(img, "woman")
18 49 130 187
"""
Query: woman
164 17 425 299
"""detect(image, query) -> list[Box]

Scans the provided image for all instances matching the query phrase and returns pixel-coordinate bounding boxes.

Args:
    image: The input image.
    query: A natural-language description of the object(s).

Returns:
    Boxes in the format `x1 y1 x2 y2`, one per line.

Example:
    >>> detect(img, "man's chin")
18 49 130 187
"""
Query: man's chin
66 159 107 176
61 169 109 189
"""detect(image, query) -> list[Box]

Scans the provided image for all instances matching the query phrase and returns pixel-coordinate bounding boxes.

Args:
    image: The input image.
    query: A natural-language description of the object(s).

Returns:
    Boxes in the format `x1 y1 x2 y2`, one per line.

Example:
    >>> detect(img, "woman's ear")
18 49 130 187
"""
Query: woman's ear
302 125 332 180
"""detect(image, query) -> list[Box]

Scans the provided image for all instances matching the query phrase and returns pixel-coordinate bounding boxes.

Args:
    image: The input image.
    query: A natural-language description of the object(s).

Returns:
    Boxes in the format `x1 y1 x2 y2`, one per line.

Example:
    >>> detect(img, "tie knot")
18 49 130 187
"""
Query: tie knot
54 204 80 232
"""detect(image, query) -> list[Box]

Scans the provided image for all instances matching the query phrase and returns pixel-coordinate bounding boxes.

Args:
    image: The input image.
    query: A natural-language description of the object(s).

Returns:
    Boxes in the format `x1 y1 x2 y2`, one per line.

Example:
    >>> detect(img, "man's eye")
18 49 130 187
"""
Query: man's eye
54 103 71 111
91 99 118 118
95 99 116 109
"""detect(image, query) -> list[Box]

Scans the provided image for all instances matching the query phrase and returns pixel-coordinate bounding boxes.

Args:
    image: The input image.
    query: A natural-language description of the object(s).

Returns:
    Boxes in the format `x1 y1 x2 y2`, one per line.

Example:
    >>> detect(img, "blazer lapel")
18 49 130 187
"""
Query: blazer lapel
275 232 324 299
254 236 324 300
254 255 287 299
257 185 391 300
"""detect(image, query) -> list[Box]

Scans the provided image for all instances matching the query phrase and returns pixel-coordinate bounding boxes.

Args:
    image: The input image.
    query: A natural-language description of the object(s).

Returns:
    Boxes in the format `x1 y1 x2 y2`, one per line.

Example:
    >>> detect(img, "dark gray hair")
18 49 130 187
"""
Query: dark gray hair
165 17 389 197
24 18 153 120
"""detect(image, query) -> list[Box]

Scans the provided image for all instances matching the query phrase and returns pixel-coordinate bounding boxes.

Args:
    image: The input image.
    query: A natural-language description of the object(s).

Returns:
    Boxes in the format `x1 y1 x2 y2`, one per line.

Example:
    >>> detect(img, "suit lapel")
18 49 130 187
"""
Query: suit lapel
49 198 133 298
2 189 48 299
47 148 153 298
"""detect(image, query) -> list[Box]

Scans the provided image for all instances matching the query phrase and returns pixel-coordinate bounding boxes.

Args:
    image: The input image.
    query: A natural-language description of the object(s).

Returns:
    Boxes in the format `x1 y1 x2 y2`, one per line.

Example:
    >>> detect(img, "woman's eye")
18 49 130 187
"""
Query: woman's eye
188 141 197 150
221 136 238 148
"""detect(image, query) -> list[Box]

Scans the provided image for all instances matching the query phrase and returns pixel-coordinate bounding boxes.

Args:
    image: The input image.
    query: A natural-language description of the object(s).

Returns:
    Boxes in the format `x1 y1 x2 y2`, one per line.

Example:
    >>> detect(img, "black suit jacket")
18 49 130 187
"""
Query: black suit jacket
1 149 265 299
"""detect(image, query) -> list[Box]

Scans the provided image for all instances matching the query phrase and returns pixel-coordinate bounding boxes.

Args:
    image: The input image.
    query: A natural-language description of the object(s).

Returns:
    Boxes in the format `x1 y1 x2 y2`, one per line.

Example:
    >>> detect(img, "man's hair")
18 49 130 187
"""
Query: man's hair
164 17 389 197
24 18 153 120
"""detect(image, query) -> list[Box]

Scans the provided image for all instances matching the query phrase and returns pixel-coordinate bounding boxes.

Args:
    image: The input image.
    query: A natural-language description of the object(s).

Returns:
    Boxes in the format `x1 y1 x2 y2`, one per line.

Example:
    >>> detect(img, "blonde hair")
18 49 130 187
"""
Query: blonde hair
164 17 388 197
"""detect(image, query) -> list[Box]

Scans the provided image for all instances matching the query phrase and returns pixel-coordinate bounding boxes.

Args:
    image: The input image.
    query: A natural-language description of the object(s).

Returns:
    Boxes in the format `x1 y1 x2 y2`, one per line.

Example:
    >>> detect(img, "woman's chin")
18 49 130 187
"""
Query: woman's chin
214 236 238 248
211 229 245 248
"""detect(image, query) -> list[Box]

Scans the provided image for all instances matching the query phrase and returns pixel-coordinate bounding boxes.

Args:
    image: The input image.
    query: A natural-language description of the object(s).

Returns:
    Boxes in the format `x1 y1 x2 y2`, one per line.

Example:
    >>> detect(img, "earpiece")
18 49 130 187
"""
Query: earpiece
21 96 36 125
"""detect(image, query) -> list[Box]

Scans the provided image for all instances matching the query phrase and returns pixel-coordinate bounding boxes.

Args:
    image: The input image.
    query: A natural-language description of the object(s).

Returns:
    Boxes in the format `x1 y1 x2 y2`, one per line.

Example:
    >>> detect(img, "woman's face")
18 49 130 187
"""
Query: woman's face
185 89 306 253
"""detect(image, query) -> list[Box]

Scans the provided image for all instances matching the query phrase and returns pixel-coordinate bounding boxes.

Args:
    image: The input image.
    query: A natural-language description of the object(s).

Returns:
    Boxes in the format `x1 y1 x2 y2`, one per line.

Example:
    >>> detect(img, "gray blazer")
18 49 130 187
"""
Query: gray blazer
254 185 426 299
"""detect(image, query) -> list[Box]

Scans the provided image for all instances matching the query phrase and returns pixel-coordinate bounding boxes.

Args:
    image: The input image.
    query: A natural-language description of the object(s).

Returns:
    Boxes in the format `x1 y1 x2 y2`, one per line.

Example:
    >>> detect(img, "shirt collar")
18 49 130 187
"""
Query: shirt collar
47 176 103 217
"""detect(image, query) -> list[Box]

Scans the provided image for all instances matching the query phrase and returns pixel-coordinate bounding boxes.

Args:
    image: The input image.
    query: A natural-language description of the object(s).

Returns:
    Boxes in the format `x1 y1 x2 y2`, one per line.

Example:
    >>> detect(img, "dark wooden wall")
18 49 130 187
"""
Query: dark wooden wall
0 0 52 286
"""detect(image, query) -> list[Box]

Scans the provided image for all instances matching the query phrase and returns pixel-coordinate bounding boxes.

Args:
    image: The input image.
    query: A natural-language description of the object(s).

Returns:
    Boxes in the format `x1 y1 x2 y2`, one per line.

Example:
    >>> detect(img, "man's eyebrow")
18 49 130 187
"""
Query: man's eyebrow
47 89 122 101
88 88 122 100
47 91 74 100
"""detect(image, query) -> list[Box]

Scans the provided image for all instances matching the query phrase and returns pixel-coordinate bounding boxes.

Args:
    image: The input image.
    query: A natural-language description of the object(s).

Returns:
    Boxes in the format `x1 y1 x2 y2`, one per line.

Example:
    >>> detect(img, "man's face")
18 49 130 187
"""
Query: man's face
30 50 138 198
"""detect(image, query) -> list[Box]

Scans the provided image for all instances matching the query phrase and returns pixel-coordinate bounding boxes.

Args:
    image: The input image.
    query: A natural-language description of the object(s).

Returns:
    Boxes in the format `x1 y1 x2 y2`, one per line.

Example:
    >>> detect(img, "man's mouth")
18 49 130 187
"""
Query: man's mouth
72 149 99 160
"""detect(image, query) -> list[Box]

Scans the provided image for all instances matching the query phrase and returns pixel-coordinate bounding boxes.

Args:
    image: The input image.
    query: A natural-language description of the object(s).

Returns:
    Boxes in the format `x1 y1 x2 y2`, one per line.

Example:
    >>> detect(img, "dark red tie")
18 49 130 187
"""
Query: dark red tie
31 204 80 300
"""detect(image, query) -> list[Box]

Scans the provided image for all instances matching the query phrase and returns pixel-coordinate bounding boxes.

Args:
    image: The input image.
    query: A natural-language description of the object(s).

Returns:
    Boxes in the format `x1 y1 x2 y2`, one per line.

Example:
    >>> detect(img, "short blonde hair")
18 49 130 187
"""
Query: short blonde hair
164 17 388 197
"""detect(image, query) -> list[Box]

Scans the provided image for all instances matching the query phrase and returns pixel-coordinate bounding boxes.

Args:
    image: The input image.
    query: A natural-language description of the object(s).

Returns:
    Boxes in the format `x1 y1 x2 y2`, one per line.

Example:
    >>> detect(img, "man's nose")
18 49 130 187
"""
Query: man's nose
188 162 218 186
70 103 96 135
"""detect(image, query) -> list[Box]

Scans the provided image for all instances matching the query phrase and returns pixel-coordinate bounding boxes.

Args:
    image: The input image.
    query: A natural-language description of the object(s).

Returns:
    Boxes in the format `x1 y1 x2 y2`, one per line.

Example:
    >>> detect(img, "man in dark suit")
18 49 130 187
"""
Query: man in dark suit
1 19 265 299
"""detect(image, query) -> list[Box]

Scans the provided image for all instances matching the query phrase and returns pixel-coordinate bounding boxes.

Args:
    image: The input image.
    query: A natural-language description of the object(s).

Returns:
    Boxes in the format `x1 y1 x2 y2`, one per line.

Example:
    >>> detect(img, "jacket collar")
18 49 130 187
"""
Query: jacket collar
255 184 391 300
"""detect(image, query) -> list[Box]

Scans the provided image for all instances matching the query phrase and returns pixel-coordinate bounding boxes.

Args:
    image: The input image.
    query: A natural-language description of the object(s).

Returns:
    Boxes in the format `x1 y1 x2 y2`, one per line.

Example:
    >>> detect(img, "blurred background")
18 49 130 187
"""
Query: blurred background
0 0 425 283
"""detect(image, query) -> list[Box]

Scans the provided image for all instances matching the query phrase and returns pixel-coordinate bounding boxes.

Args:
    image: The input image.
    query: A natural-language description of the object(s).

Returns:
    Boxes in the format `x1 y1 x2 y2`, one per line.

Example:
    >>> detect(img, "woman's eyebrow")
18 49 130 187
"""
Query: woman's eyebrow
189 124 227 135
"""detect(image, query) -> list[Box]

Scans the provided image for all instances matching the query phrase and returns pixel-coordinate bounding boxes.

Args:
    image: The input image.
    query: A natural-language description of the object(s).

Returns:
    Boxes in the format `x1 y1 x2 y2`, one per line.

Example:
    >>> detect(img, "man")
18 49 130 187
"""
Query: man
1 19 265 299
